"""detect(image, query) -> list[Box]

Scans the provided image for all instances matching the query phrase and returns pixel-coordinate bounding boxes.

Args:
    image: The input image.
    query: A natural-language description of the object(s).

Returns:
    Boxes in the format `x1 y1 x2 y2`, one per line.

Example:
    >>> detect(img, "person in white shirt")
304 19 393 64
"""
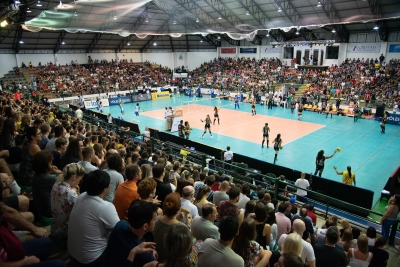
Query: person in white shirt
180 185 198 224
79 146 99 174
68 170 120 266
103 154 124 203
295 172 310 203
236 184 250 210
75 106 83 120
223 146 233 169
278 219 316 267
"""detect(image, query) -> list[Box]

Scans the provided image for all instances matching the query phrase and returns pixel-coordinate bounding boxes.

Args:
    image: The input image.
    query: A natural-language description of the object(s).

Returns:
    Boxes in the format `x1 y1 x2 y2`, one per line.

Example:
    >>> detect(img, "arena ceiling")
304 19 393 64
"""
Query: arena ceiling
0 0 399 53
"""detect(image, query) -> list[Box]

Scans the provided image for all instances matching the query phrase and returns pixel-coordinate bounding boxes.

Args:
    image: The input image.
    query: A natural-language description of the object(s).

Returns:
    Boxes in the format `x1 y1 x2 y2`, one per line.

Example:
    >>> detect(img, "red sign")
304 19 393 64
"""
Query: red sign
221 48 237 54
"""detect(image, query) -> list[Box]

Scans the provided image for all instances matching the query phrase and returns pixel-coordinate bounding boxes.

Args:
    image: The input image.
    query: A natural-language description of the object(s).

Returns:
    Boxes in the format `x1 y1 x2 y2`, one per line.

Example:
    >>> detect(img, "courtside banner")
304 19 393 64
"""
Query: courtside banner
151 92 170 100
132 93 152 102
108 96 132 106
388 44 400 53
374 113 400 126
221 48 237 54
84 99 109 109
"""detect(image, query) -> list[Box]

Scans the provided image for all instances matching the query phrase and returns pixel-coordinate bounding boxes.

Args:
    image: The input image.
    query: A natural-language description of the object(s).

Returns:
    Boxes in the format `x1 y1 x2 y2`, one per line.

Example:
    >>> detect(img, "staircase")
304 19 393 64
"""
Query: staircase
294 84 308 98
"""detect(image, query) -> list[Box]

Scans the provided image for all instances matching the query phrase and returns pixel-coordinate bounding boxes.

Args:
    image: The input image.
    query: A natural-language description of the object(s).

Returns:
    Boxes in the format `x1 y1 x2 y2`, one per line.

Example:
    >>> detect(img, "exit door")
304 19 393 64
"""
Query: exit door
304 50 310 65
296 50 301 65
313 50 319 65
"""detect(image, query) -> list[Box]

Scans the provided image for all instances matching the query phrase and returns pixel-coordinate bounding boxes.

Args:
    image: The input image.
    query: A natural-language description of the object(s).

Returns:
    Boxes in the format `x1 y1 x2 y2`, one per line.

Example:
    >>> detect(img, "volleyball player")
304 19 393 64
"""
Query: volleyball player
326 102 333 118
99 101 103 113
290 100 296 114
201 115 212 138
213 106 220 125
262 123 270 148
135 103 140 122
273 133 283 164
119 99 125 115
298 102 303 121
251 100 256 115
234 95 240 109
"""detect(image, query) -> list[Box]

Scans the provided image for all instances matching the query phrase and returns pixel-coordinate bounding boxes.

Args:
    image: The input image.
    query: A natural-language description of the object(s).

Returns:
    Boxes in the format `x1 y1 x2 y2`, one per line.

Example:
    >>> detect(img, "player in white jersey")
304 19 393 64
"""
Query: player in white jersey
119 99 125 115
134 103 140 122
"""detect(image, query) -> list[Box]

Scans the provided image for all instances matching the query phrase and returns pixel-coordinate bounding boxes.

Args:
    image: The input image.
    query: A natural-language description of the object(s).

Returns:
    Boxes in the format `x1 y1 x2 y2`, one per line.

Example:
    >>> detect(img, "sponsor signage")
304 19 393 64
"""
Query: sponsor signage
388 44 400 53
108 94 152 106
349 44 381 53
240 48 257 54
262 46 282 53
151 91 170 100
221 47 237 54
84 99 109 109
374 113 400 126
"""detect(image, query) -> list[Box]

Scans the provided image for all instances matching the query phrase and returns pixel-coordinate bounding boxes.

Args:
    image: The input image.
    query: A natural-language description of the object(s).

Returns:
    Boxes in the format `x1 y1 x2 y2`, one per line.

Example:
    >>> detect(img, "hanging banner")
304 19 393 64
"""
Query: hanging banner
388 44 400 53
261 46 282 53
221 48 237 54
349 44 381 53
240 48 257 54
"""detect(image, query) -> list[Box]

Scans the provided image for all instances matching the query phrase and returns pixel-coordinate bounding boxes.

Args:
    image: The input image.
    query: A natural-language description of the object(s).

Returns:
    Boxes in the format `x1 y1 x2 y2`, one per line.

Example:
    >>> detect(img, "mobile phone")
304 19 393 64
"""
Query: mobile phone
169 170 174 183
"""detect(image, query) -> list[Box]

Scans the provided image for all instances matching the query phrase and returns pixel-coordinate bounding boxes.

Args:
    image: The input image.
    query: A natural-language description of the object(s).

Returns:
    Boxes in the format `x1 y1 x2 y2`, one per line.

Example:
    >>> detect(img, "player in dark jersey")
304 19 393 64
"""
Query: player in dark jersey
213 106 220 125
326 102 333 118
251 101 256 115
380 111 388 134
298 103 303 121
262 123 270 148
273 134 283 164
290 100 296 114
201 115 212 139
314 149 337 177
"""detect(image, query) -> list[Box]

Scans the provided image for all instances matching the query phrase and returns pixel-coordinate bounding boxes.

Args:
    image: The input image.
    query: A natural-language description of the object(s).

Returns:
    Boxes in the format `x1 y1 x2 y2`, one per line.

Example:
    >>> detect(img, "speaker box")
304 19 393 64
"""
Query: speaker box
376 105 385 117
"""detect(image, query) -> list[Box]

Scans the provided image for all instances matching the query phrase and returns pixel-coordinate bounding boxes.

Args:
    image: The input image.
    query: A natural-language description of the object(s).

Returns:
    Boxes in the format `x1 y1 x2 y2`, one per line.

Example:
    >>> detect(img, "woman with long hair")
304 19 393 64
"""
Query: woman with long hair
347 234 373 267
0 118 17 150
184 121 192 140
92 143 104 167
339 228 357 252
201 115 212 139
380 194 400 240
50 163 85 240
32 150 63 218
144 224 193 267
18 127 42 189
266 208 278 250
334 165 356 186
275 252 308 267
244 200 256 218
272 133 283 164
194 186 212 216
213 106 220 125
141 164 152 179
60 138 83 169
232 218 272 267
314 149 336 177
254 202 271 249
152 193 191 263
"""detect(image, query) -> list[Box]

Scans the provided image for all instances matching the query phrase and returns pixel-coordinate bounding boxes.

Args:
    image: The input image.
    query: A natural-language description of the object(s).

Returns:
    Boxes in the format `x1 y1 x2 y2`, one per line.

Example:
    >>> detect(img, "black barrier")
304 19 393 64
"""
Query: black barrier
292 170 374 217
151 129 375 214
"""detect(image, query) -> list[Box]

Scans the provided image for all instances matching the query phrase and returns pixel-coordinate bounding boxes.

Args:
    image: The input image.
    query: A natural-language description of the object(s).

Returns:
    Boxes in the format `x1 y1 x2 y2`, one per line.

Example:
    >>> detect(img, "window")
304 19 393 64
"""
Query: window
326 46 339 59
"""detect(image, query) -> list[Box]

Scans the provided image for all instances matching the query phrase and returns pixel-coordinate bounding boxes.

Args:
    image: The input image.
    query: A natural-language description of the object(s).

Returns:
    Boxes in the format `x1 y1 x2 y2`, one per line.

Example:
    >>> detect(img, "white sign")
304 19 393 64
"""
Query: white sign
348 44 381 53
262 46 282 53
84 99 110 109
171 117 183 132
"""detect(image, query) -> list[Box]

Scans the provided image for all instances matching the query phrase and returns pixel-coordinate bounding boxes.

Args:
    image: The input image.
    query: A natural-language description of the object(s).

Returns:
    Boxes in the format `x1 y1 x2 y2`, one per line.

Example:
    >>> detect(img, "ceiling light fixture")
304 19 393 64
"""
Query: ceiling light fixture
218 15 222 19
19 40 24 44
73 12 78 16
246 11 250 16
113 15 117 20
200 40 203 42
145 17 149 23
296 30 300 35
373 25 379 30
278 7 282 12
266 32 270 37
153 42 157 46
331 28 336 33
217 35 221 39
15 0 21 4
36 1 42 7
26 8 31 13
196 18 199 22
127 42 130 46
173 20 177 24
58 1 63 8
61 41 65 44
317 2 322 7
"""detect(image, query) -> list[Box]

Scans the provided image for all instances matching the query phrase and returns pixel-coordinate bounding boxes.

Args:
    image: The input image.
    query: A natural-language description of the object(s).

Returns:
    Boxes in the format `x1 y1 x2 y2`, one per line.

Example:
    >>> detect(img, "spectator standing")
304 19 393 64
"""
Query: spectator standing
295 172 310 203
276 203 291 239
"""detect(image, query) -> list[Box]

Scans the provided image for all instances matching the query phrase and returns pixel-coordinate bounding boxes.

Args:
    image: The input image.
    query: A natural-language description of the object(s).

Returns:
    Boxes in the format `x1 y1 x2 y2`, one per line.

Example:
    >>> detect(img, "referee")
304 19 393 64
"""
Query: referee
224 146 234 169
